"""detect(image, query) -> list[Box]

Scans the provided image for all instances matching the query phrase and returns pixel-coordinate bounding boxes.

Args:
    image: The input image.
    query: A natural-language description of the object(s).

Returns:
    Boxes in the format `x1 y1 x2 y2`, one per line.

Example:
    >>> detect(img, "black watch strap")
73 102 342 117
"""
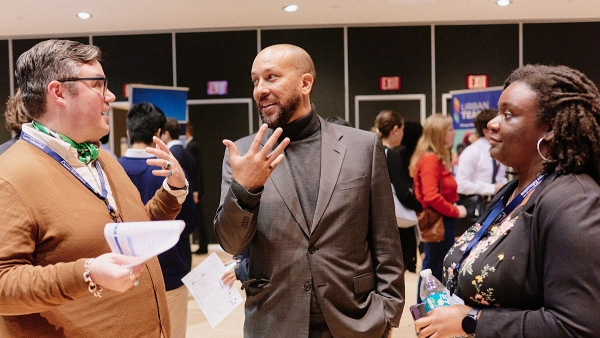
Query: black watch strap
168 180 189 191
461 307 480 334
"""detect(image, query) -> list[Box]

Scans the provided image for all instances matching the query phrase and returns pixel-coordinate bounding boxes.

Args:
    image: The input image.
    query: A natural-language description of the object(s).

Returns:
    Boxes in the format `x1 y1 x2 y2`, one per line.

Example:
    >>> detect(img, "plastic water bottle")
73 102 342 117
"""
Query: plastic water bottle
419 269 451 312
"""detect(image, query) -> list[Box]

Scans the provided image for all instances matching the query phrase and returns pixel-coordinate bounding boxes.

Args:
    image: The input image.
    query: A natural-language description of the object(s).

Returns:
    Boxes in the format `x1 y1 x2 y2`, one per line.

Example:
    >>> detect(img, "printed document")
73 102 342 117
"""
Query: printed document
104 220 185 263
182 252 243 328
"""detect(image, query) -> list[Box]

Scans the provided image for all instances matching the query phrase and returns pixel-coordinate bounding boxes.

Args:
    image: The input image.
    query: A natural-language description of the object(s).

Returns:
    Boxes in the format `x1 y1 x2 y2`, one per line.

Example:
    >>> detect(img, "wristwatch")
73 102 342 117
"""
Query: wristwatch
461 307 480 334
168 180 189 193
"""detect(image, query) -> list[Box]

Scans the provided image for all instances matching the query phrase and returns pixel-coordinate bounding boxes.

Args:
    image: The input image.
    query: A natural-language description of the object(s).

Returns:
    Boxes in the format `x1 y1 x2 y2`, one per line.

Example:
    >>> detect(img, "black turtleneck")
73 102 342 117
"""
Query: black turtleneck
282 105 326 322
282 105 321 230
231 105 322 224
231 105 326 321
279 105 320 142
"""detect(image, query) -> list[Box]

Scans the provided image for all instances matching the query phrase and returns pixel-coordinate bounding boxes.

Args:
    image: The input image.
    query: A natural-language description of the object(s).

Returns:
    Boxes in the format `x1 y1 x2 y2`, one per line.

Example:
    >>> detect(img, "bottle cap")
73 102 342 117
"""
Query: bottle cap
420 269 432 278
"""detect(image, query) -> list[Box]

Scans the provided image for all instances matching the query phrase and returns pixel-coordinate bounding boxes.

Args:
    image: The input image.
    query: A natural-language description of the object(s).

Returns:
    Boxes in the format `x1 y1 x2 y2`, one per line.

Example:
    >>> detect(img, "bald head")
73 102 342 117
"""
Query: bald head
255 44 316 80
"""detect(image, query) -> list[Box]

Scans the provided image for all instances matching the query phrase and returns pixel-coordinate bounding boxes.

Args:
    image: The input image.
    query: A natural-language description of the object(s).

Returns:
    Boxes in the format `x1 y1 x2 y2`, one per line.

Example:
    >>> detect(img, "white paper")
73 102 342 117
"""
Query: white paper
182 252 243 328
104 220 185 264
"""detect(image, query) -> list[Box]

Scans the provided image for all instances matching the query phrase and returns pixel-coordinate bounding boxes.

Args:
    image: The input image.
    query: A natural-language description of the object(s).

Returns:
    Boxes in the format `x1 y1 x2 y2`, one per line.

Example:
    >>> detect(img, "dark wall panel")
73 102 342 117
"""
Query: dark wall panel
357 100 422 131
261 28 345 124
93 34 173 101
0 40 10 143
435 24 519 112
176 30 257 100
524 22 600 87
348 26 431 128
188 103 251 244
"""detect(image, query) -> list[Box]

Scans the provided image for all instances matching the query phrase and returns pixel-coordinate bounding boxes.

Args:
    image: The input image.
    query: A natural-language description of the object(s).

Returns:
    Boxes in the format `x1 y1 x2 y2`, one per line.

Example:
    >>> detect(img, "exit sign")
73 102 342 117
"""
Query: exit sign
207 80 228 95
380 76 401 91
466 75 489 89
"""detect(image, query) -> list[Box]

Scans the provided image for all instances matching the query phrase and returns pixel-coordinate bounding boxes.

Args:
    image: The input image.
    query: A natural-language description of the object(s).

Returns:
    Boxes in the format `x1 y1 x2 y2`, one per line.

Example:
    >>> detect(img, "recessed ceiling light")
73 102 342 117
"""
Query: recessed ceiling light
496 0 511 6
77 12 91 19
283 5 298 12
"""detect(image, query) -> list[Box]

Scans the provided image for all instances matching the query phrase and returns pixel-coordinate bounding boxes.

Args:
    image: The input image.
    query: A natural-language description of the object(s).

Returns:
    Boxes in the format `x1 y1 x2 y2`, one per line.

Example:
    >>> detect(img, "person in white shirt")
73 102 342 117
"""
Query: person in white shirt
455 109 508 234
457 109 507 196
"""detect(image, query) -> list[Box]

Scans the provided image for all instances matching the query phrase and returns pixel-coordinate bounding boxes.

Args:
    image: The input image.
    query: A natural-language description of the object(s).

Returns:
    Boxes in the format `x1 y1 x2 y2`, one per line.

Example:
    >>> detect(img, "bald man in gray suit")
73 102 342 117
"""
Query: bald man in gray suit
215 44 405 338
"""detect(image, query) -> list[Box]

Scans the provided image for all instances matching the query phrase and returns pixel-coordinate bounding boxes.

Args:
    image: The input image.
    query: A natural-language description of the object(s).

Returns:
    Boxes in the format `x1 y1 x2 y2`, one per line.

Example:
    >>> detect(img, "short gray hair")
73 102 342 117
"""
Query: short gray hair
15 39 102 119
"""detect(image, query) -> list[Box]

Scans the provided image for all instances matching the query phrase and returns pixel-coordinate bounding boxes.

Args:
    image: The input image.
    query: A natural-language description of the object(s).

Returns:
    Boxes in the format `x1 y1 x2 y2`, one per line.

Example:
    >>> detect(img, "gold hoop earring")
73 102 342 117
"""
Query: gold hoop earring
537 138 550 161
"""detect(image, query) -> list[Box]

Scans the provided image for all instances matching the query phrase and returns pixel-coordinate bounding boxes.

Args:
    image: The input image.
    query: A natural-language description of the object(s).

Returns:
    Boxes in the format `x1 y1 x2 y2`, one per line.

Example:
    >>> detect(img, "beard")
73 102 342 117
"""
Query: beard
258 94 300 129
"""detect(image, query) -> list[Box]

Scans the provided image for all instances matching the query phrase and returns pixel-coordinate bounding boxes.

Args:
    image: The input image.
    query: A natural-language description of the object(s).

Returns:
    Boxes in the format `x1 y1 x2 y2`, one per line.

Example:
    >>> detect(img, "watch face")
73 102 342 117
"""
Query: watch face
462 316 477 334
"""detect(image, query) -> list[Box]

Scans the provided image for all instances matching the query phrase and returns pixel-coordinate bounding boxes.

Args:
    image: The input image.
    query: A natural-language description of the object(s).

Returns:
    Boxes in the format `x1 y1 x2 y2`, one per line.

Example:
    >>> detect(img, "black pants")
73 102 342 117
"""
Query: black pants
398 226 418 273
192 202 208 252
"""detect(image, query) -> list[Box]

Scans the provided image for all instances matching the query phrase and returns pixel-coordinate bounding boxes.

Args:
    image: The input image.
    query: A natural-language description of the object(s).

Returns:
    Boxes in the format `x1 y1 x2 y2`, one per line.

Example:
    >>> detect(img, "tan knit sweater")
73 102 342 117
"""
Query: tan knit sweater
0 140 181 337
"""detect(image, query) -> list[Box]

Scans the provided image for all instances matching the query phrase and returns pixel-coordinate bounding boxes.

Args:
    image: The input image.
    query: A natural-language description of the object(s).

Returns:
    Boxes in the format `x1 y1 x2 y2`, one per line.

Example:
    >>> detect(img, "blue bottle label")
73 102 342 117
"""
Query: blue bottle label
423 291 450 312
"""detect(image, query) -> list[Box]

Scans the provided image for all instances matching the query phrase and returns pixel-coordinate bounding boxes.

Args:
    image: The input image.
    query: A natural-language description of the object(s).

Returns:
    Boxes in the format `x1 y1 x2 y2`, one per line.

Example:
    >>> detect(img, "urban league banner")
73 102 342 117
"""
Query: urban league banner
451 87 503 129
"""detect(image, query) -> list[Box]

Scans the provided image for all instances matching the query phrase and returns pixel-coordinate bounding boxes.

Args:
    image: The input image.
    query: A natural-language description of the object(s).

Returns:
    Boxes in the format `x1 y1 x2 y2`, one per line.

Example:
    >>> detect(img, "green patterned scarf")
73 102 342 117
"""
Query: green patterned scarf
32 121 99 164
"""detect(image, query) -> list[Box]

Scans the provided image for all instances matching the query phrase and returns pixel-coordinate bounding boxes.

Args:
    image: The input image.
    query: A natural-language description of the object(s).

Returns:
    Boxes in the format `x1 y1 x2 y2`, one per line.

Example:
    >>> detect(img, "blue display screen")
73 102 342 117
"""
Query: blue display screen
130 86 189 122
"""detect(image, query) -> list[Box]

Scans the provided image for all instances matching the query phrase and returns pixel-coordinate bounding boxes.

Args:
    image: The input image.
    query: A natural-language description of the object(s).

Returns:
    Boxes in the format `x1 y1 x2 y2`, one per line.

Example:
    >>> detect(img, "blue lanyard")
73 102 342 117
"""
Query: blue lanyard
453 174 546 275
21 132 121 222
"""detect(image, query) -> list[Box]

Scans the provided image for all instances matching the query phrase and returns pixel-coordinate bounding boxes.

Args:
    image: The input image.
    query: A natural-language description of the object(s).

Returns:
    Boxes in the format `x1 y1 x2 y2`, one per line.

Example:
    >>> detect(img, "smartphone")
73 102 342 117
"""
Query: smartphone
410 303 427 321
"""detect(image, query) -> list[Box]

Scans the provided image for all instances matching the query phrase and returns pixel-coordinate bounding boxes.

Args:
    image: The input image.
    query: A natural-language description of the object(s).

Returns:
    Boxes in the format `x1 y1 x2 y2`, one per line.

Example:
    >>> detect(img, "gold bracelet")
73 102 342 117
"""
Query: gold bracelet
83 258 103 298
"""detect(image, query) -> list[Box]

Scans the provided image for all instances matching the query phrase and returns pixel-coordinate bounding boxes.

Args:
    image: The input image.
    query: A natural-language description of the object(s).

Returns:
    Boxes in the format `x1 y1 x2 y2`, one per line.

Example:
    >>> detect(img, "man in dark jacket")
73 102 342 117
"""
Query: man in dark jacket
185 123 208 254
119 103 198 338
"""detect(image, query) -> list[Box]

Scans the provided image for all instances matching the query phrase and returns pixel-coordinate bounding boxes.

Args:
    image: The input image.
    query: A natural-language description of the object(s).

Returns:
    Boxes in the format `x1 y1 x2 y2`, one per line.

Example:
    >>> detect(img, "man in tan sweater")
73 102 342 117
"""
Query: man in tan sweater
0 39 188 337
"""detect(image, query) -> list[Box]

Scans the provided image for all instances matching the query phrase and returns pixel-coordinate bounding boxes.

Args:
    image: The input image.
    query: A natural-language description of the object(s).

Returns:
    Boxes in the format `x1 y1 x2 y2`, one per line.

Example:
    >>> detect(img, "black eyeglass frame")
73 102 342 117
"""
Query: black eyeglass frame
57 77 108 96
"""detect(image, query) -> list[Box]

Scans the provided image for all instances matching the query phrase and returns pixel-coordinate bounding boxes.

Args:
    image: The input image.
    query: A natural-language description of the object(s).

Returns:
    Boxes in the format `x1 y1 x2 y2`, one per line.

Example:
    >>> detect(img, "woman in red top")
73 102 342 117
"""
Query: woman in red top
410 114 466 302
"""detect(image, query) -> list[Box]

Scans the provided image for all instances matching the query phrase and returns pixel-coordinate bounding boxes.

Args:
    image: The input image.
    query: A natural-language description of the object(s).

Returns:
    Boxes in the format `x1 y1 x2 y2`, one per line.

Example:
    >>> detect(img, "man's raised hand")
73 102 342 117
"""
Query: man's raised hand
223 124 290 193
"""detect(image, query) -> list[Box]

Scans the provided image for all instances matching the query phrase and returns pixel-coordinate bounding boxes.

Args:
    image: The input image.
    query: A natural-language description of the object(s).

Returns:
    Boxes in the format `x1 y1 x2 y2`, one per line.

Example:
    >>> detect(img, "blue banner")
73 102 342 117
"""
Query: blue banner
451 87 502 129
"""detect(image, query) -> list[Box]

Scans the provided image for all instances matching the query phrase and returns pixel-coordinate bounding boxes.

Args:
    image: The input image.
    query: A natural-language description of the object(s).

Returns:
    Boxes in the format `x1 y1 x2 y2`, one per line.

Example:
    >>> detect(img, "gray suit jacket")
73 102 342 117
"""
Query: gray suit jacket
215 116 405 338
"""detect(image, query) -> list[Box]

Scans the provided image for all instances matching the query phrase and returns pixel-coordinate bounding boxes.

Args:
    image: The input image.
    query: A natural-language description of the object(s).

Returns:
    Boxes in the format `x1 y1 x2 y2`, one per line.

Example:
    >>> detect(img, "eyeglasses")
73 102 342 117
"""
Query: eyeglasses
57 76 108 97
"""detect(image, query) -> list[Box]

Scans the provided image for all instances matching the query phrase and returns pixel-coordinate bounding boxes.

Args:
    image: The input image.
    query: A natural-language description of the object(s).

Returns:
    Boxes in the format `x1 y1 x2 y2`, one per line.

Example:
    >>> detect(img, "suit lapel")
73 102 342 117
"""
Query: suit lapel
264 130 311 237
311 119 346 235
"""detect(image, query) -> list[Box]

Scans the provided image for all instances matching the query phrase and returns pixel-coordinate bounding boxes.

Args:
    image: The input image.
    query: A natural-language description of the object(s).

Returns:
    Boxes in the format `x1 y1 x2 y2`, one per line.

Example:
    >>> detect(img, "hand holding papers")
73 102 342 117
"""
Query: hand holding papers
104 220 185 264
182 252 243 328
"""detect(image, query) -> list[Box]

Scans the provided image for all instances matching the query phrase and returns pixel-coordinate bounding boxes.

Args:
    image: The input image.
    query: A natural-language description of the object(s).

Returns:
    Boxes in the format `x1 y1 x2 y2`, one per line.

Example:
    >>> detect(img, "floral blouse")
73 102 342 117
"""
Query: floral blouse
443 207 522 308
442 174 600 337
